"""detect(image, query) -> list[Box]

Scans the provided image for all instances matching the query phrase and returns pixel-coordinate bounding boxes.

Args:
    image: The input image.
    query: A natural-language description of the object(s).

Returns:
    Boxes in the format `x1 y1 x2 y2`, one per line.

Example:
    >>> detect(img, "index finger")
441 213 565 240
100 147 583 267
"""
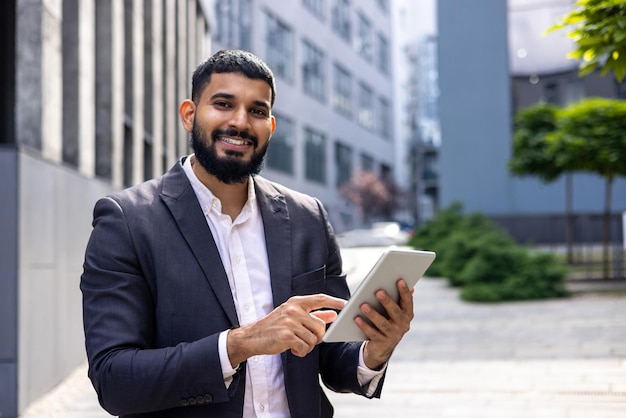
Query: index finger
292 294 347 312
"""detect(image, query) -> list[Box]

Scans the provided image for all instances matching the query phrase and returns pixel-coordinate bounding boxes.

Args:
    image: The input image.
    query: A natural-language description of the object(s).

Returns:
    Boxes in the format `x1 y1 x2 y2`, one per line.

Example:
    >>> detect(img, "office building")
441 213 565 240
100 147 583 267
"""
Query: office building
0 1 209 415
437 0 626 243
205 0 395 231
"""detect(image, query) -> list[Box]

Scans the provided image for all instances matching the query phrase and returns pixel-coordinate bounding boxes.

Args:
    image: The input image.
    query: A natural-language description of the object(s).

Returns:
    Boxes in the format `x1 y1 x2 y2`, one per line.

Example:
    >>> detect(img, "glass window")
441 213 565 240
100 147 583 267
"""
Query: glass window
303 0 325 20
215 0 250 49
266 12 294 81
239 0 252 51
376 33 389 75
377 96 391 139
302 39 326 101
266 113 295 174
215 0 234 46
357 82 374 130
331 0 351 42
304 127 326 184
332 63 352 116
376 0 389 14
335 141 353 188
360 153 374 172
355 13 373 61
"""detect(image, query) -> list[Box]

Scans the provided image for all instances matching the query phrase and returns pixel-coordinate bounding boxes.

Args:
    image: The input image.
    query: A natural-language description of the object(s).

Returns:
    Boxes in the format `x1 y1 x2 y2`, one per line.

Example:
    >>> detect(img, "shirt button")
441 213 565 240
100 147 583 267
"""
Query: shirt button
259 404 265 411
253 355 259 362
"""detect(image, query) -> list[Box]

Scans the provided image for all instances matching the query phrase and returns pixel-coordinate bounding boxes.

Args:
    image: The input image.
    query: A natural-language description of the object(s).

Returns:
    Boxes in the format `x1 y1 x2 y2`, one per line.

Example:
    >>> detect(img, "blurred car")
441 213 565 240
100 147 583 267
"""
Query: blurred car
337 222 410 248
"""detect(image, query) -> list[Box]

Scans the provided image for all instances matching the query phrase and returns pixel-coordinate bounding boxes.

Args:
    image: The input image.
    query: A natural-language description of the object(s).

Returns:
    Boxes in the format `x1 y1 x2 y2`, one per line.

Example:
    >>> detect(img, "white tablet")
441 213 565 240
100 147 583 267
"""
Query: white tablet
322 248 436 343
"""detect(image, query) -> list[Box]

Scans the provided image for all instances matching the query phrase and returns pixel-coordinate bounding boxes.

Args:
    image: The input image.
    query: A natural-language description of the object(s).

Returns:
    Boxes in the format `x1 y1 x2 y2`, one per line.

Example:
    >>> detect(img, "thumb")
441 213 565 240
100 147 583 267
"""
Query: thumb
310 310 338 324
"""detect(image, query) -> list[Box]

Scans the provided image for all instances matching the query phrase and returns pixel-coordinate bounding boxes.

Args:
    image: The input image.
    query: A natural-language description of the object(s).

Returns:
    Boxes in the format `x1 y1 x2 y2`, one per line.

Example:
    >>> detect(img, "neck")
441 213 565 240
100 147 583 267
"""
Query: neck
190 155 249 220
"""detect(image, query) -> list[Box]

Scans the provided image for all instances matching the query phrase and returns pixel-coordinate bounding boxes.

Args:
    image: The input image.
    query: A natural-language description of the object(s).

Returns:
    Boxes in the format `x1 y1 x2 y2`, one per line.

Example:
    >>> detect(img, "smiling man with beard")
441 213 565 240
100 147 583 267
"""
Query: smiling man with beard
191 123 268 185
81 49 415 418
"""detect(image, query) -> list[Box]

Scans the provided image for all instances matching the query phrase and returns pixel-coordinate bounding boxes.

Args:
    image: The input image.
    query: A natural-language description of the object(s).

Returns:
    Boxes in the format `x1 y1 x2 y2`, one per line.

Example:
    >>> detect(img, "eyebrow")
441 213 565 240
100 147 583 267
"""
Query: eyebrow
210 92 271 111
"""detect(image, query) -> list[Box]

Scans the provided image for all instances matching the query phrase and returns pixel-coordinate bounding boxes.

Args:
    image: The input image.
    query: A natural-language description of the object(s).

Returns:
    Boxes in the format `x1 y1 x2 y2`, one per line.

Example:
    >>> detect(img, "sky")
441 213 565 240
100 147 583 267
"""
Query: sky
508 0 578 74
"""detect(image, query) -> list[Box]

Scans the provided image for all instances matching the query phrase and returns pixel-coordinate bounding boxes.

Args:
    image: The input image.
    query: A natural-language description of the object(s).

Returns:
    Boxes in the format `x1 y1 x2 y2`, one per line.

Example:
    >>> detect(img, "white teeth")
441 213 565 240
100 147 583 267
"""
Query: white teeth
220 137 250 146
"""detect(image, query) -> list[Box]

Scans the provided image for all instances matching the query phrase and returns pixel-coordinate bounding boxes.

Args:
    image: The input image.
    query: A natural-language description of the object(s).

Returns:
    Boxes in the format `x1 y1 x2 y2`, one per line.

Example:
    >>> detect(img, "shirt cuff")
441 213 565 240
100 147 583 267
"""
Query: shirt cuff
218 330 239 388
357 342 387 396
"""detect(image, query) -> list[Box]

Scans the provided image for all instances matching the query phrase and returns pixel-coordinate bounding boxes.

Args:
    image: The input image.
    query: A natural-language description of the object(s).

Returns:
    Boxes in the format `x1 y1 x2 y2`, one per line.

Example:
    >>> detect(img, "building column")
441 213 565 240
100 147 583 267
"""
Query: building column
78 0 95 176
16 0 63 162
132 0 145 185
176 0 188 158
151 0 164 176
164 0 177 167
111 0 125 188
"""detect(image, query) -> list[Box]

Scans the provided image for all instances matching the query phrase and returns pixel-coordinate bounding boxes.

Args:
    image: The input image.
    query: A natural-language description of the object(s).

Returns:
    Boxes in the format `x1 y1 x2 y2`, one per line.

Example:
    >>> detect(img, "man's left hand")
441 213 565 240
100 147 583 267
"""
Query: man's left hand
355 279 415 370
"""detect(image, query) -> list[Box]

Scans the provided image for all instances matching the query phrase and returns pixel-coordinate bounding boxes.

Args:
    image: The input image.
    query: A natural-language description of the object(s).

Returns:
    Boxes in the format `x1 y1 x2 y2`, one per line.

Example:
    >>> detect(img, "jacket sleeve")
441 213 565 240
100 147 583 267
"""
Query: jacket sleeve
80 196 240 416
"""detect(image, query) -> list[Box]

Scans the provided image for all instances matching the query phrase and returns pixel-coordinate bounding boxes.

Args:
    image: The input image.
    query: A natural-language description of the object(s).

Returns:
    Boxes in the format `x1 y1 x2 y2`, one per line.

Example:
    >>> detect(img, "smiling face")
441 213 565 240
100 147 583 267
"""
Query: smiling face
180 72 276 184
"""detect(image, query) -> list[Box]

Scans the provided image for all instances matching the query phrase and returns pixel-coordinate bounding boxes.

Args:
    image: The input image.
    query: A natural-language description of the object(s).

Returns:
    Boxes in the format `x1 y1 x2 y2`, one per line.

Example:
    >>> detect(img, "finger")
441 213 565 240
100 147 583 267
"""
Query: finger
359 303 394 337
292 294 347 312
290 324 324 356
396 279 415 311
310 310 338 324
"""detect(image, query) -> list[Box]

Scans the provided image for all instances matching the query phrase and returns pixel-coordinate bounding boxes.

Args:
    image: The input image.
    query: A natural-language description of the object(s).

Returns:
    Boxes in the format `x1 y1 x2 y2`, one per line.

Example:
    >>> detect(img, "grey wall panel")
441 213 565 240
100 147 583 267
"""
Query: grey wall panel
0 363 17 418
17 152 116 412
0 149 18 418
437 0 513 214
0 149 18 361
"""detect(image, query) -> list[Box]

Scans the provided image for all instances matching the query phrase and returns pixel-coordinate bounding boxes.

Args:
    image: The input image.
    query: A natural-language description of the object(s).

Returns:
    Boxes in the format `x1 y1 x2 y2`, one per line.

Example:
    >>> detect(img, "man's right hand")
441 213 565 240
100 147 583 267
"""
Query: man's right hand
226 294 347 367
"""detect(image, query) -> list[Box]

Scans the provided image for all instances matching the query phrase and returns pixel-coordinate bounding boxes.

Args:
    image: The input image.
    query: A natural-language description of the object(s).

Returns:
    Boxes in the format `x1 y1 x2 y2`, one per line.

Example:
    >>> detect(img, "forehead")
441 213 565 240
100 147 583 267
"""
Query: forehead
200 72 272 104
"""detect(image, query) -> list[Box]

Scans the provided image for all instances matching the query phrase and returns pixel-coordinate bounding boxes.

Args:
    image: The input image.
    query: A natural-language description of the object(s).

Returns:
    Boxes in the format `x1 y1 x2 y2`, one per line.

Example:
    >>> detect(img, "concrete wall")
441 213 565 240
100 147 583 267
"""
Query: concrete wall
5 152 119 413
6 0 208 414
15 150 116 415
438 0 513 214
0 149 19 418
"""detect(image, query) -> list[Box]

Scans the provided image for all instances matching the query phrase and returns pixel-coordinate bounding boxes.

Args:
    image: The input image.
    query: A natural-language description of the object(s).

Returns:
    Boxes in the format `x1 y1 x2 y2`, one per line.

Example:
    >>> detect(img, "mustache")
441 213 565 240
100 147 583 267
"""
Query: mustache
212 128 258 147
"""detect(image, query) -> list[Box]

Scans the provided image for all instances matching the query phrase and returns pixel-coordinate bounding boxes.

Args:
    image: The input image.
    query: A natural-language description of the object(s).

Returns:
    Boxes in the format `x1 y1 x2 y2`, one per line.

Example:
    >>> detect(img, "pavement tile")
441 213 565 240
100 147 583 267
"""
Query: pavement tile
19 247 626 418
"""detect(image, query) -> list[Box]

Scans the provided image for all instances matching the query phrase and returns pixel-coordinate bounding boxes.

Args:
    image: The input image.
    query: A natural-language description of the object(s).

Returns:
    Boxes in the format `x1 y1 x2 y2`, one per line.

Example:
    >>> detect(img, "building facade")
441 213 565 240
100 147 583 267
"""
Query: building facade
437 0 626 244
204 0 395 231
391 0 440 227
0 1 209 415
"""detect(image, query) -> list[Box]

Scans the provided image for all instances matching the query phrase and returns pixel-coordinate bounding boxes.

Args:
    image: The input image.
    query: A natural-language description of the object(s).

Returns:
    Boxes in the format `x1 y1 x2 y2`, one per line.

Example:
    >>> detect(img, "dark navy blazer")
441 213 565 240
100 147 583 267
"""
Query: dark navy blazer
81 158 385 417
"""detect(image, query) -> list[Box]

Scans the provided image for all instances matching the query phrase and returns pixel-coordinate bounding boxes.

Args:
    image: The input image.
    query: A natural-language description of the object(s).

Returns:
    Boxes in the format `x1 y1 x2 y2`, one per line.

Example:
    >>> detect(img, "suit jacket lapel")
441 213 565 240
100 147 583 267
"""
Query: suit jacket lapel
254 177 293 307
159 160 239 327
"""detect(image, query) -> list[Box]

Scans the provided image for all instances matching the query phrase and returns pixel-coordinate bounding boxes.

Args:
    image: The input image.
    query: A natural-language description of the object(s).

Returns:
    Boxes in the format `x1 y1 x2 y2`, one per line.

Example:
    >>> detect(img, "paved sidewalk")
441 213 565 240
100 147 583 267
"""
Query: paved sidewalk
21 247 626 417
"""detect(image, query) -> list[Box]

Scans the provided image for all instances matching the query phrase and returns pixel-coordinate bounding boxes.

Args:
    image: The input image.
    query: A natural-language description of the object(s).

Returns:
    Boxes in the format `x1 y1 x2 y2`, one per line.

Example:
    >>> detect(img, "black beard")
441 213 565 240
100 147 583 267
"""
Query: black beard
191 123 268 184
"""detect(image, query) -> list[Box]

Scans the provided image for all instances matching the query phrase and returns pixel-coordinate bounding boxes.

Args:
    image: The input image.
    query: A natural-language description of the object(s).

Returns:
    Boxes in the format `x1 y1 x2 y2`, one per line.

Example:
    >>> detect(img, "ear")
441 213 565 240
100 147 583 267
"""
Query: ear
270 115 276 134
179 99 196 133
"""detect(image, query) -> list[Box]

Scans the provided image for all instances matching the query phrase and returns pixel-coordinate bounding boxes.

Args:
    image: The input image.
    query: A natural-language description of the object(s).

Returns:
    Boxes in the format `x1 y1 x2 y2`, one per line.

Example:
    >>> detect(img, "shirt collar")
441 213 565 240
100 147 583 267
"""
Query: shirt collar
182 154 257 218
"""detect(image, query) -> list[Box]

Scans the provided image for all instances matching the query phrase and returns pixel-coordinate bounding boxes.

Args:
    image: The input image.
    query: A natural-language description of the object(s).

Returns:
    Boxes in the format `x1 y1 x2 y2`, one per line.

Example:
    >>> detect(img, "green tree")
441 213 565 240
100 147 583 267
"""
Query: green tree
508 104 576 263
548 97 626 278
546 0 626 82
509 104 561 181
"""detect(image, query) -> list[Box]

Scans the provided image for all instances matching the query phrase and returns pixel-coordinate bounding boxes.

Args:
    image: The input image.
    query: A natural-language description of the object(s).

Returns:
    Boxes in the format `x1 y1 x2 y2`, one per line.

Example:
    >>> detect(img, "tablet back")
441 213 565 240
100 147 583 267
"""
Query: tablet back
323 248 436 343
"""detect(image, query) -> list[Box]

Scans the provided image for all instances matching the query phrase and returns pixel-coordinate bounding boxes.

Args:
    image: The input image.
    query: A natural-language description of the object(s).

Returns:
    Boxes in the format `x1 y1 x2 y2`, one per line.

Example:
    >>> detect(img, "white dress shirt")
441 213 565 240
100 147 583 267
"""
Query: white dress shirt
182 156 385 417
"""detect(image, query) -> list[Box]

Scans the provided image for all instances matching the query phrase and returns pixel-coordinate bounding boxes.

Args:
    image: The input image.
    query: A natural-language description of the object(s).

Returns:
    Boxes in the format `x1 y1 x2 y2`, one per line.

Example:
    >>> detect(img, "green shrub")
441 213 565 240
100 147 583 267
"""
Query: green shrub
460 253 569 302
411 203 569 302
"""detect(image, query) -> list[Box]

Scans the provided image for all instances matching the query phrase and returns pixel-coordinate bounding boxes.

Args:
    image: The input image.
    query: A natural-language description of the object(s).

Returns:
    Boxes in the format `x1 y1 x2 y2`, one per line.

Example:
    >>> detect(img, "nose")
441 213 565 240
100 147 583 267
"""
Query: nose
228 105 251 132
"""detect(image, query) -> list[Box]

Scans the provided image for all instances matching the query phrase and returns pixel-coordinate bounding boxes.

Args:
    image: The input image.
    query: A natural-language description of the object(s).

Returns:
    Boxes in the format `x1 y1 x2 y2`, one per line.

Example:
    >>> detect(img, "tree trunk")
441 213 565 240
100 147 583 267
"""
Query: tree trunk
602 176 613 280
566 173 574 264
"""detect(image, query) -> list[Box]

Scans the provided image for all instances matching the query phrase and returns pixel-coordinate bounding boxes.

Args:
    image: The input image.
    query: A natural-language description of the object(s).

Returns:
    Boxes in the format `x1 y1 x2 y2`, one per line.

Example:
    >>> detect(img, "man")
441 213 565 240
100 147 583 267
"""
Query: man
81 49 414 418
